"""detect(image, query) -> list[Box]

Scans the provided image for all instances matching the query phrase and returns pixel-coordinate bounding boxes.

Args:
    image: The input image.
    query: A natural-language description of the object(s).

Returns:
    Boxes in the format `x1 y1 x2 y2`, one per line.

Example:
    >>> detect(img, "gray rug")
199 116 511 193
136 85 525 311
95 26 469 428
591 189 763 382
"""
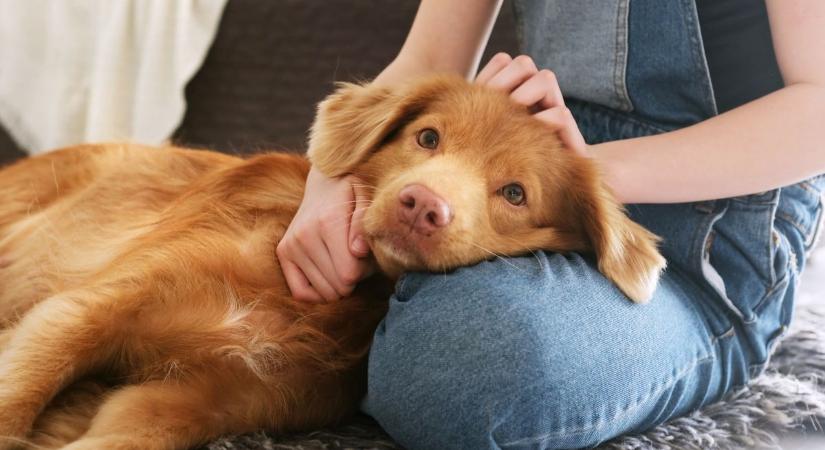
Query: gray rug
203 304 825 450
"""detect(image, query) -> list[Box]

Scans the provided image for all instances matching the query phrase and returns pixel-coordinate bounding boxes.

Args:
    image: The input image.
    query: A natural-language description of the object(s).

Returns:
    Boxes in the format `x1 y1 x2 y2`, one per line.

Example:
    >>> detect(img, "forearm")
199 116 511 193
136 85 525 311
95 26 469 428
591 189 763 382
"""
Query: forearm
595 83 825 203
374 0 502 86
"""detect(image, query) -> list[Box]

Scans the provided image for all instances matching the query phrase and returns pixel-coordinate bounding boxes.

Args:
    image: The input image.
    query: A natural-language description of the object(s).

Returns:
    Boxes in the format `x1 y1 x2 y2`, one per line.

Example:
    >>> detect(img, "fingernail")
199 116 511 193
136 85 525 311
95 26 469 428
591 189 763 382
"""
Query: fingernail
352 237 368 254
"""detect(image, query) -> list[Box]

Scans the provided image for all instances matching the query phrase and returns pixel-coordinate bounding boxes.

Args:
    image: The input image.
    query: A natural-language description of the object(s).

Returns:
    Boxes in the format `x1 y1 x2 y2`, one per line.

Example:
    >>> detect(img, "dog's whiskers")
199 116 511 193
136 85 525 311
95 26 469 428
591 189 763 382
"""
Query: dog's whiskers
467 241 526 274
500 235 544 270
320 205 375 231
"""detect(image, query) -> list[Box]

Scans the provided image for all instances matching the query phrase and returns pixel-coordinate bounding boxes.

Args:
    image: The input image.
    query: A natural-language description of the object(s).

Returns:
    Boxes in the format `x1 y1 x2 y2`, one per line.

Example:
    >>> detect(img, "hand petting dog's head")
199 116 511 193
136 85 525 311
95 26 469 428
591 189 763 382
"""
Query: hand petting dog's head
308 75 665 303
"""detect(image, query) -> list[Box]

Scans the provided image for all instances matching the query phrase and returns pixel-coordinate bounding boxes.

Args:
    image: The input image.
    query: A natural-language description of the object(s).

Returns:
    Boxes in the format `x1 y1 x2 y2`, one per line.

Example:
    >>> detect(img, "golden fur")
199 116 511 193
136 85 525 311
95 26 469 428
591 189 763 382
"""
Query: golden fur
0 75 664 450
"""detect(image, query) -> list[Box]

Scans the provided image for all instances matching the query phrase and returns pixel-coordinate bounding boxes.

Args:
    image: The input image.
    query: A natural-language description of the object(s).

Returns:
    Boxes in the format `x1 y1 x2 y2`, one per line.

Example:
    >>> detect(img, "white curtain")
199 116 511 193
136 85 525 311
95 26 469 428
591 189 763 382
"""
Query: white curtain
0 0 228 154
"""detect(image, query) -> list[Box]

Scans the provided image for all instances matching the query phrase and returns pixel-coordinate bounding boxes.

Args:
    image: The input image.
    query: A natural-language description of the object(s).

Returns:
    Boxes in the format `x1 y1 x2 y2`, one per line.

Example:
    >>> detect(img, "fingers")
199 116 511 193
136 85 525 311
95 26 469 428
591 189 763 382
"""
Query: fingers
315 176 374 291
279 257 323 303
534 106 588 155
477 53 588 156
349 177 372 258
481 54 538 93
345 178 378 282
302 227 355 297
276 168 375 303
474 52 512 85
278 228 358 303
348 179 371 258
479 55 563 109
290 245 344 302
510 69 564 110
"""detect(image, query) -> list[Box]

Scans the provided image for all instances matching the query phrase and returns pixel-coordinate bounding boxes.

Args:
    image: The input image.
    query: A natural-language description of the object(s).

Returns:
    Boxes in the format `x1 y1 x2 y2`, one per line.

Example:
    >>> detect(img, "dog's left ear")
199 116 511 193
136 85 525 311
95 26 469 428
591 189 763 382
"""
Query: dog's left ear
308 78 443 177
568 162 666 303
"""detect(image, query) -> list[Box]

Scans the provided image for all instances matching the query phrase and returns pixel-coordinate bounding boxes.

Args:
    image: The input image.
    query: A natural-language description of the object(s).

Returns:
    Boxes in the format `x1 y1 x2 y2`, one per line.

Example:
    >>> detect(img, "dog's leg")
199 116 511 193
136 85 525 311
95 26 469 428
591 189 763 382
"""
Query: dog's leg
27 380 109 450
56 380 263 450
0 288 131 447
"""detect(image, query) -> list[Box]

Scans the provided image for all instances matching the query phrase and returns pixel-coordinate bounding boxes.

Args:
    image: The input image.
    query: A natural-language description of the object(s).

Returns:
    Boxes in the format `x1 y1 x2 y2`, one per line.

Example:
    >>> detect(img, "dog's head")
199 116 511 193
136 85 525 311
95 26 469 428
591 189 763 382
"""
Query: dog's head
308 75 665 303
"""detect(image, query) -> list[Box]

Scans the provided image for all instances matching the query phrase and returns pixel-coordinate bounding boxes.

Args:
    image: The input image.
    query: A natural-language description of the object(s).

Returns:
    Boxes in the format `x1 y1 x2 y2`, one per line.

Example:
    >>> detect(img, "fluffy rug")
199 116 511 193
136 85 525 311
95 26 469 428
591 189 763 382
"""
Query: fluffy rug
202 303 825 450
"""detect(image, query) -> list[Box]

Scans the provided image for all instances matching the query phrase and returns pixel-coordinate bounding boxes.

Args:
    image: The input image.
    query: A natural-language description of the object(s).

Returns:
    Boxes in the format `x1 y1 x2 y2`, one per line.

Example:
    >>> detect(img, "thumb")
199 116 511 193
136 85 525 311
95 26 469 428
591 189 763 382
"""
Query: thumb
348 178 371 257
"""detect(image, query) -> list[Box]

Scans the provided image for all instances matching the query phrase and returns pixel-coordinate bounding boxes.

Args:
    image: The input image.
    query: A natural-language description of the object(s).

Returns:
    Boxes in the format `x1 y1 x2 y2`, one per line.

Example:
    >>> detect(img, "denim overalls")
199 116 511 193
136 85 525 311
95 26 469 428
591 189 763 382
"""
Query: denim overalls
362 1 824 449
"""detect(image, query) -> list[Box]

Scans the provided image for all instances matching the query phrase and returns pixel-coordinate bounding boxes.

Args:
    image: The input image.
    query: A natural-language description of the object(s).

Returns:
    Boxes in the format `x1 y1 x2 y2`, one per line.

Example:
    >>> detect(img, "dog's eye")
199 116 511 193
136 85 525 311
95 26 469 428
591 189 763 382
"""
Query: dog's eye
501 183 526 206
416 128 439 150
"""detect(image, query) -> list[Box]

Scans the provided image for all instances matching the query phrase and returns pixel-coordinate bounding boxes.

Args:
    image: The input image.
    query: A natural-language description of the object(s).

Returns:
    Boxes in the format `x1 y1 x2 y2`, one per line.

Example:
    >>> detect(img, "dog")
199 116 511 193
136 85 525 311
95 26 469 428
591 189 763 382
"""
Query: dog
0 75 665 449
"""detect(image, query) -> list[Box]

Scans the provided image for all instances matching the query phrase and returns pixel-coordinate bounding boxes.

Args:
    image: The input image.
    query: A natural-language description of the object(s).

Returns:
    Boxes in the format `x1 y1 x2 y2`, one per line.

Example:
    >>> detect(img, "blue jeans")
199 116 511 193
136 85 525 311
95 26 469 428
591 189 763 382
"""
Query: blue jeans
361 180 822 449
362 0 824 448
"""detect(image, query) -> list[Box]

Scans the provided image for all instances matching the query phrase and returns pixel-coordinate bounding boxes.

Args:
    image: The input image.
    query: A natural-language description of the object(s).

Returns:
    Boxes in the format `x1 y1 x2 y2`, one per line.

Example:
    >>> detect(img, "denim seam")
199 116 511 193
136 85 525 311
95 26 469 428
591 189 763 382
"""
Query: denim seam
711 326 736 343
729 188 780 207
751 271 790 318
797 179 824 195
805 206 824 255
776 211 815 244
576 100 669 135
693 200 719 213
683 0 719 116
730 197 781 206
751 231 792 315
497 355 715 447
612 0 632 112
688 201 726 274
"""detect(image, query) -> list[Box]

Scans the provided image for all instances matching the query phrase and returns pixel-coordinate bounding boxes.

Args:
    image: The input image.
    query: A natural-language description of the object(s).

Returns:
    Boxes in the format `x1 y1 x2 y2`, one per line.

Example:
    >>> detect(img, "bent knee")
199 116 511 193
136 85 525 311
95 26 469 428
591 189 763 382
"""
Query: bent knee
364 254 714 449
364 256 638 448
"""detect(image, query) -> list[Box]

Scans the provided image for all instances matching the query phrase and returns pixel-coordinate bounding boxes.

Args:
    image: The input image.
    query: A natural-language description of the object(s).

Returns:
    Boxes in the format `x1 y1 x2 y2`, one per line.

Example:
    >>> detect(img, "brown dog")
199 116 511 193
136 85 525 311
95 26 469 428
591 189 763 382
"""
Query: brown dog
0 75 665 450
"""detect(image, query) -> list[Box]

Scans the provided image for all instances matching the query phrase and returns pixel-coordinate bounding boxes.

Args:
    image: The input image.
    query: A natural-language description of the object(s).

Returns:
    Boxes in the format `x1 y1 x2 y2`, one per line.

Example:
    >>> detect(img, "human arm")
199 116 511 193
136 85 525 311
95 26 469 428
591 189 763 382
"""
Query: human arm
595 0 825 203
279 1 502 302
374 0 503 85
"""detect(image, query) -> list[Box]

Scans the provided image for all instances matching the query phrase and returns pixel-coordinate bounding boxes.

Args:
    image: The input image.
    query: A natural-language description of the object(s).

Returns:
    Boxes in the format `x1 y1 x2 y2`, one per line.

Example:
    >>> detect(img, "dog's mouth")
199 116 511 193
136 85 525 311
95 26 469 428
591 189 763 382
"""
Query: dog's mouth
368 230 429 272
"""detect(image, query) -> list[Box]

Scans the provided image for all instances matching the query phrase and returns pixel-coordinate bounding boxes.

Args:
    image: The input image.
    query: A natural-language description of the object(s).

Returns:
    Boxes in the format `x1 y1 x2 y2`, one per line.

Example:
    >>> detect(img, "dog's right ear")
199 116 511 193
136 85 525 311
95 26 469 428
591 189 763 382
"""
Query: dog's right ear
307 79 442 177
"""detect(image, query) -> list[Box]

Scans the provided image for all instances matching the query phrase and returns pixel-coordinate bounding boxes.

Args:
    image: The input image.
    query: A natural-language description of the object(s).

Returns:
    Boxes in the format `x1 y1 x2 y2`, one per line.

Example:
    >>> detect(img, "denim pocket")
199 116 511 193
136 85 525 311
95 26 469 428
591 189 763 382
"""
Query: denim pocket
776 179 824 258
747 231 795 378
703 190 784 325
704 189 797 376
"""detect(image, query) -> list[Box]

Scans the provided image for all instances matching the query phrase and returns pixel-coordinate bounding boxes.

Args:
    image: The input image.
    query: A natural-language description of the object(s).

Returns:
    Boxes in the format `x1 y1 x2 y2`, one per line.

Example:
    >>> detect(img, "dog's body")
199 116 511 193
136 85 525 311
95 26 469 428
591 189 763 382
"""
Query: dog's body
0 145 390 449
0 75 665 449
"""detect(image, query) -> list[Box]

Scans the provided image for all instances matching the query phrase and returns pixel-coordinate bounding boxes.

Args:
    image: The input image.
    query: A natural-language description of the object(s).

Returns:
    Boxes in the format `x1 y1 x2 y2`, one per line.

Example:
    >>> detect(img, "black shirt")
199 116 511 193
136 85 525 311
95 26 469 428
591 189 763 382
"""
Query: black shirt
695 0 785 113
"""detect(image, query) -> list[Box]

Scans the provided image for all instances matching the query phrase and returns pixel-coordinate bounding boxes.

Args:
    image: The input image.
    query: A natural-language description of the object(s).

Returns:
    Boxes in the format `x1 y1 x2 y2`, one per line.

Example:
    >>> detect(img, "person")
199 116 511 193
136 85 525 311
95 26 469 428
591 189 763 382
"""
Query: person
276 0 825 448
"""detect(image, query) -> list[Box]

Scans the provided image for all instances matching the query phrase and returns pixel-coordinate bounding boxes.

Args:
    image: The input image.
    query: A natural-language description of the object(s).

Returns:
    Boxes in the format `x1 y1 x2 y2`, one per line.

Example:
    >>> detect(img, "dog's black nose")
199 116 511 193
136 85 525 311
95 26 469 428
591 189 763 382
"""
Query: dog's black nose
398 184 453 235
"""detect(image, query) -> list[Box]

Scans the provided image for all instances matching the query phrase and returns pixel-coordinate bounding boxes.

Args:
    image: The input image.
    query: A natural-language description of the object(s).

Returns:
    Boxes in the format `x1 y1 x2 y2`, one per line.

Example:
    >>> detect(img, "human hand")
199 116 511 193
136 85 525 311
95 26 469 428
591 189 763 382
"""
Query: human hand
475 53 589 157
276 166 374 302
